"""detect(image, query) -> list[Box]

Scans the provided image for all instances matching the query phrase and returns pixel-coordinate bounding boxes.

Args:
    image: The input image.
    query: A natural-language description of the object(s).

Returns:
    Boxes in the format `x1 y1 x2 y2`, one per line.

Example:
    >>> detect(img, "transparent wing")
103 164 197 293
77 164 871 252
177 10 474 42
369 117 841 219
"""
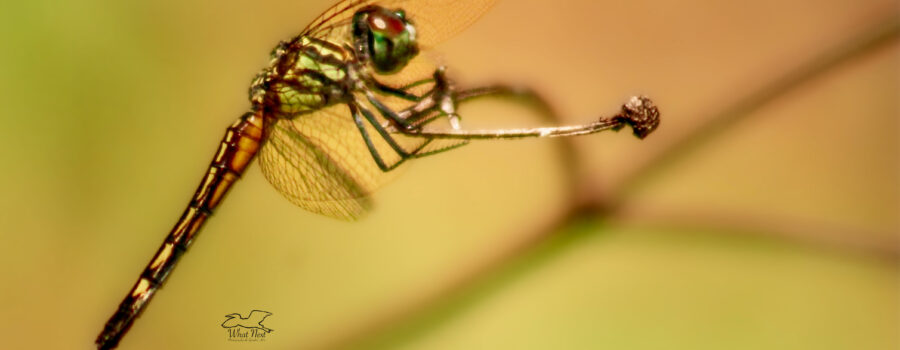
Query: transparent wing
390 0 498 48
300 0 372 47
302 0 499 101
302 0 498 48
258 104 428 220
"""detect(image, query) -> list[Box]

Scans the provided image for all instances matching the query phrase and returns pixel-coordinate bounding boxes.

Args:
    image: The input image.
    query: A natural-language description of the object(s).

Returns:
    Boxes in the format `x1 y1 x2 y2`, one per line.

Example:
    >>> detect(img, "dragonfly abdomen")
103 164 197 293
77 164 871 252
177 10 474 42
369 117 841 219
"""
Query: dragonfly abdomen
96 111 264 350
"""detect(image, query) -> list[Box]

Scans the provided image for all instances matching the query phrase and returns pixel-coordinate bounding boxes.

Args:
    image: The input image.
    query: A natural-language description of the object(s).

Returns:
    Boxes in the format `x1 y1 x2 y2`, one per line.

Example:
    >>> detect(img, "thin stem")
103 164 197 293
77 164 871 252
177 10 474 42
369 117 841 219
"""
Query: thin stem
394 95 660 140
610 203 900 260
397 119 622 140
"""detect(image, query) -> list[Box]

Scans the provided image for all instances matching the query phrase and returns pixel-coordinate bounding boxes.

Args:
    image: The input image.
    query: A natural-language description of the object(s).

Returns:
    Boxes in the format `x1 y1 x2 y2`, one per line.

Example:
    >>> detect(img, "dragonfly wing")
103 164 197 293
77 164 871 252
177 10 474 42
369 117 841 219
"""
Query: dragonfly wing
385 0 498 48
300 0 371 49
303 0 498 48
258 104 427 220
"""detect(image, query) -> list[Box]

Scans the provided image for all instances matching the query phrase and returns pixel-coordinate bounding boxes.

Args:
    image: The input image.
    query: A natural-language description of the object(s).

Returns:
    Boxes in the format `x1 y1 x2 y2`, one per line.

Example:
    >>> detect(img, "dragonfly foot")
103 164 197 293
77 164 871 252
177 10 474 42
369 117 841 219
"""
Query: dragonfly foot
448 114 461 130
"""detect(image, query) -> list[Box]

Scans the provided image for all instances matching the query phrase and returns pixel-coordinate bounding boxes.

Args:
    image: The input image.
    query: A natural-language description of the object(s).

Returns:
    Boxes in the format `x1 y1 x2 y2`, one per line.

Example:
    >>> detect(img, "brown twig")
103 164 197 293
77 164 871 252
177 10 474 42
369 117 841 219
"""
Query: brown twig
610 203 900 261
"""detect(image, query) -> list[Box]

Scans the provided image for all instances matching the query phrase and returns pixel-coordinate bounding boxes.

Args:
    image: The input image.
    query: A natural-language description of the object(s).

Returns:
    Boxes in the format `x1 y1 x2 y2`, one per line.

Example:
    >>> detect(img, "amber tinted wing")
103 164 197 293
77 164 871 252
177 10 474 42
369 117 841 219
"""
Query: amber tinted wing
258 103 431 220
300 0 373 47
302 0 498 47
387 0 498 47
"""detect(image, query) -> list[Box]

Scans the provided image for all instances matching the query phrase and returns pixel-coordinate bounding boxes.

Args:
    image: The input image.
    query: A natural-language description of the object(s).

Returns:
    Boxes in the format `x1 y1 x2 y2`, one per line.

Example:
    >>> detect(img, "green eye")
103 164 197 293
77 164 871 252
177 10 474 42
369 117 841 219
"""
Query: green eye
353 6 420 74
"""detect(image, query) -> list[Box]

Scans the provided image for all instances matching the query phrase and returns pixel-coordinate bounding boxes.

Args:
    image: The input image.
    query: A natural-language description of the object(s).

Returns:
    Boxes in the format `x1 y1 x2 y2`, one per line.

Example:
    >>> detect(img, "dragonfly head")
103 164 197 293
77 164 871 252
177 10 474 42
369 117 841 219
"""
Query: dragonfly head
353 6 419 74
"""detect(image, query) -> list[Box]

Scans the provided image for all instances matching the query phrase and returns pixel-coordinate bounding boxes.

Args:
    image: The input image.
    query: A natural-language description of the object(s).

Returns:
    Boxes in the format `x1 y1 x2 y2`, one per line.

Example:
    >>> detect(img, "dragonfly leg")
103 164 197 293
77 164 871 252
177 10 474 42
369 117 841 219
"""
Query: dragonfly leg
376 65 573 135
367 67 459 130
372 78 435 102
385 82 556 134
410 69 559 127
349 102 436 172
349 103 402 171
365 81 477 161
381 66 558 131
357 101 415 157
431 67 462 129
365 91 416 130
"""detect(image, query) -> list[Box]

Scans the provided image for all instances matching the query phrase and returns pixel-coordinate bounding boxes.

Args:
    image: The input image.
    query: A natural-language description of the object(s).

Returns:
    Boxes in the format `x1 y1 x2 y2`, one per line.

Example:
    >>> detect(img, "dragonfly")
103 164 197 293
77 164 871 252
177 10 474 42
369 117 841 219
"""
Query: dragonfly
95 0 660 348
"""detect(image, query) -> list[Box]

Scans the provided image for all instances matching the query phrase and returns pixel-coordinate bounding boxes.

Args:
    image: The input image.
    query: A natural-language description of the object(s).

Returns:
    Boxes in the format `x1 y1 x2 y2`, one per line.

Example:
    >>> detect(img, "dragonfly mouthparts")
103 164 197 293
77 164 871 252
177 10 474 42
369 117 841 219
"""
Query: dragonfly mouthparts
613 96 660 139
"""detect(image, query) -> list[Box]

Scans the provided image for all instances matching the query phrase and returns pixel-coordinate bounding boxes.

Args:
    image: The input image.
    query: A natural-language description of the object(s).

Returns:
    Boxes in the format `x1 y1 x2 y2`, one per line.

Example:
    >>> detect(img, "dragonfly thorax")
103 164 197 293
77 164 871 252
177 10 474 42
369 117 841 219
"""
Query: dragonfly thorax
250 36 355 117
247 5 420 117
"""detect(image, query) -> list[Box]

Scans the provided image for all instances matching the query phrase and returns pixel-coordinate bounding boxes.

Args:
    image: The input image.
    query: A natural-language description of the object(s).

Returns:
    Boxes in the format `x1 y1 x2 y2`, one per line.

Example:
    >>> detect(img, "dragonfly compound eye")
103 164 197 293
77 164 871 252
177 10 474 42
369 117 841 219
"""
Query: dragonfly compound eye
353 6 419 74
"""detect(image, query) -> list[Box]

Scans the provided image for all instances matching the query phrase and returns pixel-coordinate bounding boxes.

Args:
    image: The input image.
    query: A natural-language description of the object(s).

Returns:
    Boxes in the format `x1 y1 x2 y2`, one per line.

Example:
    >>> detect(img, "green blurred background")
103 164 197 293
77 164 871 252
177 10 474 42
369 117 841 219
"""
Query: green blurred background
0 0 897 349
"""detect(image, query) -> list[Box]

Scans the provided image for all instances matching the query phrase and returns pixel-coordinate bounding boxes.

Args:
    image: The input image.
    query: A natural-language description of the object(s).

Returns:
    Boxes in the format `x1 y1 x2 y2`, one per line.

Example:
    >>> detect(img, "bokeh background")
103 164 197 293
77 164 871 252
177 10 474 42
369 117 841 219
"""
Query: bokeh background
0 0 897 349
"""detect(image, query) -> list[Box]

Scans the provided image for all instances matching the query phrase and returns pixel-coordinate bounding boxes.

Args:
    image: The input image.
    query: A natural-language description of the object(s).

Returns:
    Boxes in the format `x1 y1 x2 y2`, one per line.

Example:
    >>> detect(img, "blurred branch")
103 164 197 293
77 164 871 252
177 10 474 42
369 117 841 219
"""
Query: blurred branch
315 13 900 350
610 203 900 261
312 205 590 350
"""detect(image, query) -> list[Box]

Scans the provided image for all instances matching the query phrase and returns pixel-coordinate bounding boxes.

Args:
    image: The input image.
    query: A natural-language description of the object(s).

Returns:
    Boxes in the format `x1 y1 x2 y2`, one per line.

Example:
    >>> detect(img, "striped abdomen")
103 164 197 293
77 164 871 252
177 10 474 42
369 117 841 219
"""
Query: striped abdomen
96 111 264 350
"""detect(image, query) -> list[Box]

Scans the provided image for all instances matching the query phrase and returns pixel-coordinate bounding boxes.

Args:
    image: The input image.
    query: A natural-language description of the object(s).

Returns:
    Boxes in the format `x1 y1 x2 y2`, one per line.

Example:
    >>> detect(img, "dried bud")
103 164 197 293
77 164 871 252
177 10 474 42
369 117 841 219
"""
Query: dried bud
613 96 660 139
